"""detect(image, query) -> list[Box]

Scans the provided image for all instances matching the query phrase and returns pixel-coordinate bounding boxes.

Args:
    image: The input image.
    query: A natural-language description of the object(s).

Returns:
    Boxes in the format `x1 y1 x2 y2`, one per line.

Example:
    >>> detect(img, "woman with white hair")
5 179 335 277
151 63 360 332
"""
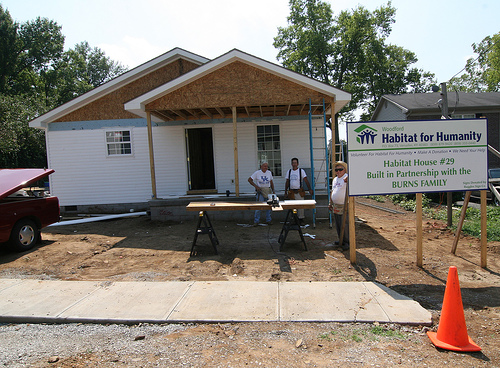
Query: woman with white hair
328 161 349 250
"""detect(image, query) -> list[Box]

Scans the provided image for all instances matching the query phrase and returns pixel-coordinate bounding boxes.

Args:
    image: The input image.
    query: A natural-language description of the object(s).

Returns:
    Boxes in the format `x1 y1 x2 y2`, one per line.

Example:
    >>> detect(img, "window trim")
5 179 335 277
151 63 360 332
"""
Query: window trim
105 129 133 157
256 124 282 177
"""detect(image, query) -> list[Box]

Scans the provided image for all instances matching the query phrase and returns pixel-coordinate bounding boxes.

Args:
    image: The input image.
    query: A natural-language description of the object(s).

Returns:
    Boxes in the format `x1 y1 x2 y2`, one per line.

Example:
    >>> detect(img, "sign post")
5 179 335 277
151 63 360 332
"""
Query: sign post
347 119 489 266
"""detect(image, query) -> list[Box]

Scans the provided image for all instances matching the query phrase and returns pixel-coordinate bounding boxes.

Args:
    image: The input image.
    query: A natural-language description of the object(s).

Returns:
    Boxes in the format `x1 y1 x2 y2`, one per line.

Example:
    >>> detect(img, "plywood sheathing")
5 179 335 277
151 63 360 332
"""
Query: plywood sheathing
54 59 200 122
145 61 333 121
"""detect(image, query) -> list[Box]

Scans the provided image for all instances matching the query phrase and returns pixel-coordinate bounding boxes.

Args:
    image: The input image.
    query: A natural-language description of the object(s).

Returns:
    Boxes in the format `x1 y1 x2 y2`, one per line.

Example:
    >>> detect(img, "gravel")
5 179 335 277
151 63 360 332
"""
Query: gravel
0 322 187 367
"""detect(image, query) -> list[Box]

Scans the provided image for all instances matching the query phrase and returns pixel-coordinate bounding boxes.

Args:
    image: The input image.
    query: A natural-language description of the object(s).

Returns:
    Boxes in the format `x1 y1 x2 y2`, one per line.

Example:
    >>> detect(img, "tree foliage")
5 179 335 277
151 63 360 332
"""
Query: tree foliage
274 0 435 121
449 32 500 92
0 5 127 168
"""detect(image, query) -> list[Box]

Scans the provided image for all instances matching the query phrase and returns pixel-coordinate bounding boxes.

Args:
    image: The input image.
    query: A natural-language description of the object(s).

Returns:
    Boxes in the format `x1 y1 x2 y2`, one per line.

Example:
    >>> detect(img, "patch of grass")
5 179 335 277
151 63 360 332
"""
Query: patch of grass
391 194 500 241
351 334 363 342
389 194 431 211
363 195 386 203
318 331 337 341
425 205 500 241
370 326 406 339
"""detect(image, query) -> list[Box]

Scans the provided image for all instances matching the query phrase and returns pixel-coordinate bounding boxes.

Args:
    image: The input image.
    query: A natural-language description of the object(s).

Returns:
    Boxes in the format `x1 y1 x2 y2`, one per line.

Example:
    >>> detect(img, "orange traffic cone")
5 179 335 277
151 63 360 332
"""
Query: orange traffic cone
427 266 481 352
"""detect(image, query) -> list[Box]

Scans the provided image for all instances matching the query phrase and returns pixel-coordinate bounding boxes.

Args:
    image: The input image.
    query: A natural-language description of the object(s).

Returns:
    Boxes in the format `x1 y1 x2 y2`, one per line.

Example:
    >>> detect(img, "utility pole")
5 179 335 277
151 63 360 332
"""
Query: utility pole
441 82 453 227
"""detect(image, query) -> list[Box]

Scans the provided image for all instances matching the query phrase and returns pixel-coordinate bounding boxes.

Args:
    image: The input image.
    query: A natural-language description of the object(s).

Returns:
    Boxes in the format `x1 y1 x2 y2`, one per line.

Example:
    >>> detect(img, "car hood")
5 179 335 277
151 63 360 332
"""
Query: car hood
0 169 55 200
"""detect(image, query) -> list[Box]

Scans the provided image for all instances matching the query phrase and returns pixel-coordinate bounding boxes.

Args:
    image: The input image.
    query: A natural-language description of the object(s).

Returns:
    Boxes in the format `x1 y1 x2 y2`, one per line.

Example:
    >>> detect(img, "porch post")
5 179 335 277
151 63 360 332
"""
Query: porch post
232 106 239 196
146 111 157 199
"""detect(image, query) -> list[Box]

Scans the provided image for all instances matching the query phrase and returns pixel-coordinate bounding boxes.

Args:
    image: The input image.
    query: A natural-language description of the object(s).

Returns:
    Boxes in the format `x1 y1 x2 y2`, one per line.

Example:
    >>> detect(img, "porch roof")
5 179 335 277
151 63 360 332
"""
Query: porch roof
124 49 351 123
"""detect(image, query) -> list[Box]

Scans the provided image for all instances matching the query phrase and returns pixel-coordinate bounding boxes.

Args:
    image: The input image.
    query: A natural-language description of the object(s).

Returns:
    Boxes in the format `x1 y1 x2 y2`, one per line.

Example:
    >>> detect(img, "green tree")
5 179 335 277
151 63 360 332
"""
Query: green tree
0 6 127 168
0 94 47 168
0 5 20 94
50 41 127 105
274 0 435 121
449 32 500 92
274 0 335 84
0 6 65 96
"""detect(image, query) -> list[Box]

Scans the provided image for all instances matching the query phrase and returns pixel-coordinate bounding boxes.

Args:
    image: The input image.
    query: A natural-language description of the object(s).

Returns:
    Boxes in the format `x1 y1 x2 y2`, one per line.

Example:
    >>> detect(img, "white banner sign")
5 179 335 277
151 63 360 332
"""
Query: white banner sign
347 119 489 196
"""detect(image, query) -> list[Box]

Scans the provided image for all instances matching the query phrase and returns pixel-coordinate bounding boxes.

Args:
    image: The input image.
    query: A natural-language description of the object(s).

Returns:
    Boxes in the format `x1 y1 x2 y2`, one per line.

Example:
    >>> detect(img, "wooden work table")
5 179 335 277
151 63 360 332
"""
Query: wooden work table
186 199 316 212
186 200 316 256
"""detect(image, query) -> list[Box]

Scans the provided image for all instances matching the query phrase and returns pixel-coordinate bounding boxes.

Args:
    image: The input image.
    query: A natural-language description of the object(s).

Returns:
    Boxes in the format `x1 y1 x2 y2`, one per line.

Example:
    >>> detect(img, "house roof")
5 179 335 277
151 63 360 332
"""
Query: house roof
372 92 500 119
29 48 210 128
124 49 351 121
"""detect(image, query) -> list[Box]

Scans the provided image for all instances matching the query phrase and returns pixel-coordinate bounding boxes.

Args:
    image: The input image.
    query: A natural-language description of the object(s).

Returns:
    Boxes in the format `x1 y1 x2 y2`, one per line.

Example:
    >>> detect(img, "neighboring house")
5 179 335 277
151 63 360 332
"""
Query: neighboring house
29 48 351 215
371 92 500 169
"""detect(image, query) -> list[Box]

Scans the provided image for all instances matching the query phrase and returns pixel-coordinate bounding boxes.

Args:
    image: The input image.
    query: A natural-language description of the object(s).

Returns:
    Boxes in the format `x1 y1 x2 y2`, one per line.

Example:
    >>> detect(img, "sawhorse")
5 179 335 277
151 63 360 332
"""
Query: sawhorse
277 208 307 252
190 211 219 256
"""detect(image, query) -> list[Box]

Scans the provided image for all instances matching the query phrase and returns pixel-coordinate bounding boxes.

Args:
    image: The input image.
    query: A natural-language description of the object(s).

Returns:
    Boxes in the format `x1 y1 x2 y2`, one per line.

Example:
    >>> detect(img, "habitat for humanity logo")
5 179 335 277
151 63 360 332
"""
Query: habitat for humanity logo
354 124 378 144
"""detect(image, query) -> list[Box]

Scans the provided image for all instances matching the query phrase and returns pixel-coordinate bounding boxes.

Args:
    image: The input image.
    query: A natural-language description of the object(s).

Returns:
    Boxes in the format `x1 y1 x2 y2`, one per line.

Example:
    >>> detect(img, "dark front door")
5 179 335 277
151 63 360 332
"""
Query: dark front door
186 128 215 191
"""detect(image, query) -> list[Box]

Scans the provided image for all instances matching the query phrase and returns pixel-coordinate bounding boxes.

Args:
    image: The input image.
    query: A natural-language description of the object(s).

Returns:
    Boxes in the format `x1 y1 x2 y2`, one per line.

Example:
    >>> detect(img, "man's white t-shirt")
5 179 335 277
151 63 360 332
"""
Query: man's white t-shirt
286 168 307 190
251 170 273 188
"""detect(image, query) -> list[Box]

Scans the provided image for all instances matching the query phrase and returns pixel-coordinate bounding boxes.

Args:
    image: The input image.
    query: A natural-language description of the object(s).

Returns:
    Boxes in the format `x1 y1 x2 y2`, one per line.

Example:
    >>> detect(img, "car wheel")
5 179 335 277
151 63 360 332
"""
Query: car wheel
9 219 39 251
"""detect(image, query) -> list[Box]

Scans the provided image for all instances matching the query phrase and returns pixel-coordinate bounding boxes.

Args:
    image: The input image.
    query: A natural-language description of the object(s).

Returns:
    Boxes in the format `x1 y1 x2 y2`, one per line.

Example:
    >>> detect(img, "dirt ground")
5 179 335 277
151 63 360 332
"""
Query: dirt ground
1 197 499 367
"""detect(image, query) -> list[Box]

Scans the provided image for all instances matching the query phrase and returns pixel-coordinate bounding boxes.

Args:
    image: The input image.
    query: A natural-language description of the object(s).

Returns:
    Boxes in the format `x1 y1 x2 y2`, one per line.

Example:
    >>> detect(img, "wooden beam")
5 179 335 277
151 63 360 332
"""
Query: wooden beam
146 111 157 199
481 190 487 268
452 191 470 254
186 109 199 118
349 196 356 264
201 108 213 119
416 193 423 267
170 109 187 119
215 107 226 118
245 106 250 117
153 111 174 121
232 107 239 197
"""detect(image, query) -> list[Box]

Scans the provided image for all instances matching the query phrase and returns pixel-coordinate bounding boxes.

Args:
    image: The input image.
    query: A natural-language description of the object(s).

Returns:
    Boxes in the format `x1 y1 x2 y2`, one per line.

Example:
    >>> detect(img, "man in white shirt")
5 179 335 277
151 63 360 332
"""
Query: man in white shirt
284 157 313 225
248 162 275 226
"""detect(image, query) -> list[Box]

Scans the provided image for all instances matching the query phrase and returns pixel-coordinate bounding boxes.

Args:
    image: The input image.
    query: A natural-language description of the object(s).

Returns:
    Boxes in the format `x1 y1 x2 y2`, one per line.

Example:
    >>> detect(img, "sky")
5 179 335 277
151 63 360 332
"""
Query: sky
3 0 500 86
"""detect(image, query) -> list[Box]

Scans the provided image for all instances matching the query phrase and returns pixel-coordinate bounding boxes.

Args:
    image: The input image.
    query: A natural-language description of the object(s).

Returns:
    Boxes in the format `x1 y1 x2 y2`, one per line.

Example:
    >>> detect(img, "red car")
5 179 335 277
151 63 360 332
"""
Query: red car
0 169 60 251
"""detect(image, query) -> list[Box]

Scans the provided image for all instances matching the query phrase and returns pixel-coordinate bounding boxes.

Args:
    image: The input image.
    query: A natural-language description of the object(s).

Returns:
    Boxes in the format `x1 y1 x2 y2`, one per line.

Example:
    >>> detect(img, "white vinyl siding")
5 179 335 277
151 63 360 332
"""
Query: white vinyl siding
153 125 189 198
374 101 407 121
45 117 326 207
46 127 151 206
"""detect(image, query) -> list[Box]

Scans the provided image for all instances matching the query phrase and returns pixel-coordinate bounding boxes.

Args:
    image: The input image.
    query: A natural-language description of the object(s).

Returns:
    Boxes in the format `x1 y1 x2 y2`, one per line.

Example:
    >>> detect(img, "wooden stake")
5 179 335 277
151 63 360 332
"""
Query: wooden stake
416 193 423 267
349 196 356 264
481 190 487 268
451 191 471 254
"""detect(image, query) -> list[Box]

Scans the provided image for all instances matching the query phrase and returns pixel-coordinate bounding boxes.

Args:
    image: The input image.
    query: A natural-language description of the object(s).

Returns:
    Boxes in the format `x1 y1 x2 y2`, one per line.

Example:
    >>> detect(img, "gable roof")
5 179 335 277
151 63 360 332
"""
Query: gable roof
372 92 500 119
124 49 351 120
29 48 210 128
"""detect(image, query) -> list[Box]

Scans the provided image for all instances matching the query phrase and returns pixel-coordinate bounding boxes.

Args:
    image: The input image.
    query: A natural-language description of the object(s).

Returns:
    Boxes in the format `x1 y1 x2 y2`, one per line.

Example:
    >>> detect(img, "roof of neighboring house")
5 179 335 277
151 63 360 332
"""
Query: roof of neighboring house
30 48 210 128
372 92 500 119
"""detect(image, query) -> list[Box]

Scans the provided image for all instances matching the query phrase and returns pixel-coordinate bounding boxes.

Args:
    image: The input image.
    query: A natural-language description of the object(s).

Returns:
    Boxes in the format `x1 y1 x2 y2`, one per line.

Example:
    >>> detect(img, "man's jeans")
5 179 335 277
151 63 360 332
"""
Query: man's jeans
254 190 272 224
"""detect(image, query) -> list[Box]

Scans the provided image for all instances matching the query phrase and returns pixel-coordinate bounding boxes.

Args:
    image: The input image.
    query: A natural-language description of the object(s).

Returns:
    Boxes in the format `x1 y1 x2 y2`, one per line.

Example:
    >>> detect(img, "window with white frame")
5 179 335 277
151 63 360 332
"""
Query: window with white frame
257 124 281 176
106 130 132 155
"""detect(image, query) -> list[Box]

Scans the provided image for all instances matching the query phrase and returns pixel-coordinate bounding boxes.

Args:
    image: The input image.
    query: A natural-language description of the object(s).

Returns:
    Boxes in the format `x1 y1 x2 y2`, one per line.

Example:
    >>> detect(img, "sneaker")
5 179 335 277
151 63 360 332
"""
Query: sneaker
252 222 259 227
266 221 273 225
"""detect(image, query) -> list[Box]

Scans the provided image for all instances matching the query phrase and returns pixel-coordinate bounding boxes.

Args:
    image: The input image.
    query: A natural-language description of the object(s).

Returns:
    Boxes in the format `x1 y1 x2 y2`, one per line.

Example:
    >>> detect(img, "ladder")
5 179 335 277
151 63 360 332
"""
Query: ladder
308 98 332 228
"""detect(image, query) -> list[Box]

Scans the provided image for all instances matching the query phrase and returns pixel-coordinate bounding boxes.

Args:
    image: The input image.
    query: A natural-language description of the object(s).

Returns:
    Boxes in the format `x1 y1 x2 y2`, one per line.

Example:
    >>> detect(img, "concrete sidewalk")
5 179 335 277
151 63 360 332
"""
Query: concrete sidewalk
0 279 431 325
